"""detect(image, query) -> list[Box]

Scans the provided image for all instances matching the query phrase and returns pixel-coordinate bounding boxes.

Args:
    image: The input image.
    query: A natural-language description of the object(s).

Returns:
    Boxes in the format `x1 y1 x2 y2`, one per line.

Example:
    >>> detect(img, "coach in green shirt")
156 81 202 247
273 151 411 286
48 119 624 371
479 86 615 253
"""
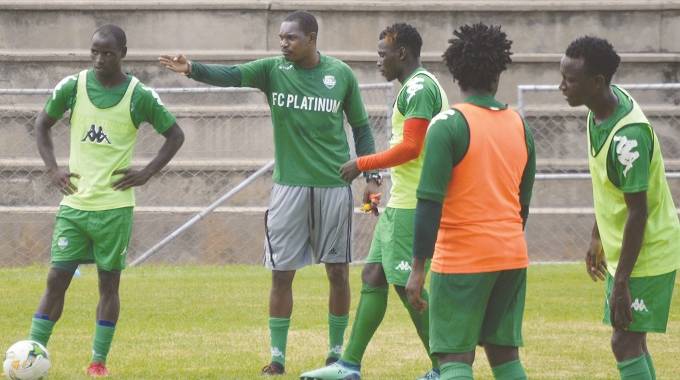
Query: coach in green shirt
560 36 680 380
160 11 379 376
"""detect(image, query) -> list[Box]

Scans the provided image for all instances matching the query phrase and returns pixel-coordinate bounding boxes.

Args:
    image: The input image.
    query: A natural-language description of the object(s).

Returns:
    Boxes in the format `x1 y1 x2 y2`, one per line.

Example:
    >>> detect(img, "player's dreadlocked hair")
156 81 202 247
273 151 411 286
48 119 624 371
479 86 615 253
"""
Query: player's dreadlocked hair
443 23 512 92
379 23 423 58
284 10 319 36
93 24 127 49
565 36 620 85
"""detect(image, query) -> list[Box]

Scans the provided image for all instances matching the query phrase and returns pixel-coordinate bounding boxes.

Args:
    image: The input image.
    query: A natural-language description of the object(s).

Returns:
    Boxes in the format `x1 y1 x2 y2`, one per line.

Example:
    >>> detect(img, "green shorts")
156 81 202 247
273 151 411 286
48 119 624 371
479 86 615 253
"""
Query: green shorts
51 205 134 272
429 268 527 354
365 207 429 286
603 270 676 333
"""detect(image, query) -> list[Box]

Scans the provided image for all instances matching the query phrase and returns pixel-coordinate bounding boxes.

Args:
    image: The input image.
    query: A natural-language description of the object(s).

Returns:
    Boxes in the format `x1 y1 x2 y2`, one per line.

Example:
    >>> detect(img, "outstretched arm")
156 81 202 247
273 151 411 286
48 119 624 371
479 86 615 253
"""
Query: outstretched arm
112 124 185 190
159 54 242 87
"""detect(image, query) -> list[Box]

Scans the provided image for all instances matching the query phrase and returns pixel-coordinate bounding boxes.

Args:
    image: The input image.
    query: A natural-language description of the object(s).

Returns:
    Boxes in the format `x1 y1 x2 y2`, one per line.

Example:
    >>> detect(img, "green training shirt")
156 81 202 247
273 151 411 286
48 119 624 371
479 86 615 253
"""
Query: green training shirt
589 86 653 193
44 69 176 133
416 95 536 206
192 55 370 187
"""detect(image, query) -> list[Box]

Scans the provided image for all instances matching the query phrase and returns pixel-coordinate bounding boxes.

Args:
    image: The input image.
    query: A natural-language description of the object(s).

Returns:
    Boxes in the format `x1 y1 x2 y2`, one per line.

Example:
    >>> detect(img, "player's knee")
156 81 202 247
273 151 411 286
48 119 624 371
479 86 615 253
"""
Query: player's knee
361 263 386 286
326 264 349 285
271 270 295 291
610 331 643 359
97 271 121 298
45 269 72 295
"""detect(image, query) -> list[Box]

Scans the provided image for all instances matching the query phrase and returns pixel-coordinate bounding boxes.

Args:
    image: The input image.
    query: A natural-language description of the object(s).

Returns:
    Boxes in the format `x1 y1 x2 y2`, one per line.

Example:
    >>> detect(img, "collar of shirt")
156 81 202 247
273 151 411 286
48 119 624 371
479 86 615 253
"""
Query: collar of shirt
463 94 507 110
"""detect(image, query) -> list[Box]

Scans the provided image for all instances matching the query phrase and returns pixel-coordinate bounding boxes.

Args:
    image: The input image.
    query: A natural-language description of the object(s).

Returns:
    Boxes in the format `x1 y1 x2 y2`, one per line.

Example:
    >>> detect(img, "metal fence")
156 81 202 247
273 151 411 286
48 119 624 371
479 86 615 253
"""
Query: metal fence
3 82 680 267
0 83 395 267
518 83 680 261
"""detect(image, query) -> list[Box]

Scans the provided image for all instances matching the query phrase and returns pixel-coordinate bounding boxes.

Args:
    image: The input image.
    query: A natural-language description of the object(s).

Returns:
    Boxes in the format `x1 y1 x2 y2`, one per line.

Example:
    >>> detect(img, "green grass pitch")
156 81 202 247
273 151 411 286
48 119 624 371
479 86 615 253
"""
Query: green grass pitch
1 263 679 379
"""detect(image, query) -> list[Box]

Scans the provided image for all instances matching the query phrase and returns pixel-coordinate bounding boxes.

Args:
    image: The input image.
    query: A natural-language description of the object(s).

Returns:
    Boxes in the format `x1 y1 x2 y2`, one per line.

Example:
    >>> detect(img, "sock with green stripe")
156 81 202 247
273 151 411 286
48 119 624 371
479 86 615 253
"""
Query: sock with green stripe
645 354 656 380
91 320 116 363
397 287 438 370
29 314 55 347
491 359 527 380
440 361 473 380
269 317 290 367
617 354 652 380
328 313 349 360
341 284 388 366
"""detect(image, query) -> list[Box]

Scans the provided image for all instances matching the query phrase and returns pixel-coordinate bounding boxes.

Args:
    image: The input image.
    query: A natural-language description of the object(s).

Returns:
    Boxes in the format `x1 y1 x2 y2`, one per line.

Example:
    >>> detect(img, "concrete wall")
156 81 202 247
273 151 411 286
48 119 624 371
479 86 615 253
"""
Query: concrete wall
2 1 680 102
3 1 680 264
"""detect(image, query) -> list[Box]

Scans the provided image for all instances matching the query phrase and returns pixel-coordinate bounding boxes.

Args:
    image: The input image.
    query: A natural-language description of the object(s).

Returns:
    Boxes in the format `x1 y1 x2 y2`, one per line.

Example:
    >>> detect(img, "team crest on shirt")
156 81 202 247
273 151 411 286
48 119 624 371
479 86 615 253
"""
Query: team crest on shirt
81 124 111 144
323 75 336 89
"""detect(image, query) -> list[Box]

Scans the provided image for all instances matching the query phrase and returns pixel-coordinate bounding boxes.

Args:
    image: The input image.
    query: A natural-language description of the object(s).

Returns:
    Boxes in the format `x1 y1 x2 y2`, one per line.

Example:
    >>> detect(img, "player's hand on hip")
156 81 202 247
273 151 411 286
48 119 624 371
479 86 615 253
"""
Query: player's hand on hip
158 54 190 75
48 168 79 195
112 168 152 190
405 268 427 312
340 159 361 182
610 281 633 330
585 237 606 281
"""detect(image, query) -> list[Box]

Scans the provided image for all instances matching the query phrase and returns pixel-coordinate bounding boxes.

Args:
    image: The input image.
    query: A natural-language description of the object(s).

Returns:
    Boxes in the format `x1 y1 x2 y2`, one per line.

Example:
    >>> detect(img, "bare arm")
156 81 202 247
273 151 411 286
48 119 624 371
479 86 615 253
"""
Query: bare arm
36 110 79 195
112 123 185 190
610 191 648 330
586 220 607 281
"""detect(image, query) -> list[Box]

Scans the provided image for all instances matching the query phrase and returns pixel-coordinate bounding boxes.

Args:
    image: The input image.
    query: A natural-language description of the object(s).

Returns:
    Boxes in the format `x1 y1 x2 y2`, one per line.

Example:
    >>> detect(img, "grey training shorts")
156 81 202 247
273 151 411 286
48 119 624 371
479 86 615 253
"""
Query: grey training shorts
263 184 353 270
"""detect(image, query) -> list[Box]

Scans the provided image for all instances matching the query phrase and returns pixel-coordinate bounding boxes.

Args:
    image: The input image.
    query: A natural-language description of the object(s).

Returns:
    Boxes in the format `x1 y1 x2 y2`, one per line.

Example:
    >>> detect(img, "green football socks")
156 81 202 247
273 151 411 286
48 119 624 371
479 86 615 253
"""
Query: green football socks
645 353 656 380
328 313 349 360
29 315 55 347
269 317 290 366
91 320 116 363
341 284 388 366
617 355 652 380
491 359 527 380
440 362 473 380
397 287 438 369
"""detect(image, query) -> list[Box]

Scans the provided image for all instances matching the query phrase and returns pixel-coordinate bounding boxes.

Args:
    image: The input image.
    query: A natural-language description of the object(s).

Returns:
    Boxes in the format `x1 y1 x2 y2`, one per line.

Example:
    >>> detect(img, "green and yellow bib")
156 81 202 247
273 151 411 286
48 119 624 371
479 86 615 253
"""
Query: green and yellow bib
588 86 680 277
61 70 139 211
389 70 448 209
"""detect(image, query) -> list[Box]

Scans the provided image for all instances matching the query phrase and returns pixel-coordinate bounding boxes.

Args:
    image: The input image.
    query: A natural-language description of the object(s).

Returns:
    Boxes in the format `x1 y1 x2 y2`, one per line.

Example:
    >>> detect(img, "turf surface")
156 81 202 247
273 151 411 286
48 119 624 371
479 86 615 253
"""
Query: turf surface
1 263 679 379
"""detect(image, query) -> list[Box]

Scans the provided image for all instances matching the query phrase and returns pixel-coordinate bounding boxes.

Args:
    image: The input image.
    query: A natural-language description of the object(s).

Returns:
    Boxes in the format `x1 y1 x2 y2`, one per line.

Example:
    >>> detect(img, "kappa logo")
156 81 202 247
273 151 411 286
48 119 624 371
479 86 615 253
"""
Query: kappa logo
329 345 343 355
406 77 425 103
430 109 456 125
395 260 412 272
82 124 111 144
328 248 337 255
270 347 285 359
57 237 69 249
278 63 294 71
613 136 640 177
323 75 336 89
631 298 649 312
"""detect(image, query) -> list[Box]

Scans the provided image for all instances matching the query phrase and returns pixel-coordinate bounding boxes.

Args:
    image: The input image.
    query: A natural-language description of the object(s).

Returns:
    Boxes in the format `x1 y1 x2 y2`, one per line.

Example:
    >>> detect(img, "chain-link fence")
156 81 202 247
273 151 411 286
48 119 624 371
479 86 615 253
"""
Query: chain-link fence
4 82 680 266
0 83 395 267
518 84 680 261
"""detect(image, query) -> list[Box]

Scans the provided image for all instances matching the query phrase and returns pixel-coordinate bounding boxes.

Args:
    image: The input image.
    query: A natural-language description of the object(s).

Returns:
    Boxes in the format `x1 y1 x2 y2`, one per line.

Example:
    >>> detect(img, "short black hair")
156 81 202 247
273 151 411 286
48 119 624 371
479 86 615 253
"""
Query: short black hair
442 23 513 92
379 23 423 58
565 36 620 85
93 24 127 49
284 10 318 36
